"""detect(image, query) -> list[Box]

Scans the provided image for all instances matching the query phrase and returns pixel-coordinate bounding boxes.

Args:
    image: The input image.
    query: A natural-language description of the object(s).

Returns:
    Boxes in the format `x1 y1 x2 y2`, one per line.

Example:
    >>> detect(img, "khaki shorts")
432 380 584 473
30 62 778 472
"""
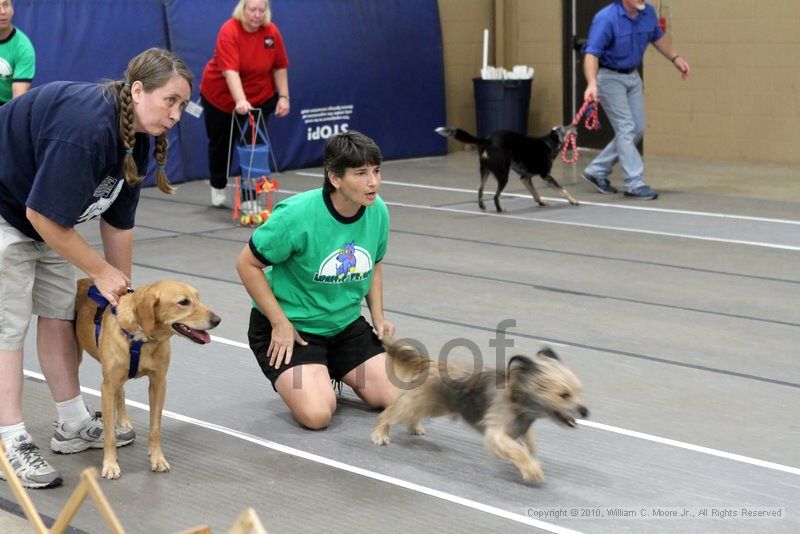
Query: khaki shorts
0 216 76 350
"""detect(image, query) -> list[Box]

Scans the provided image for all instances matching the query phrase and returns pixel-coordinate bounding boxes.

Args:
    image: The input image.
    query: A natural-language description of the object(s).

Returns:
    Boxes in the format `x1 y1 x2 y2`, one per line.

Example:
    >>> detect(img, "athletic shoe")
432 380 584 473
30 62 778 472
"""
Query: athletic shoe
50 410 135 454
624 185 659 200
0 433 62 489
211 186 227 207
581 172 618 194
239 200 259 214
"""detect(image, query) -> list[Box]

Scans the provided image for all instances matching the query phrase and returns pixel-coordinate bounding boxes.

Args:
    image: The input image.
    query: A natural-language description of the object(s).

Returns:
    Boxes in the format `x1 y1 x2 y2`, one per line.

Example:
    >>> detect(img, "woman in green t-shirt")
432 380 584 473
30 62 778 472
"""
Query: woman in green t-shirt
236 131 397 429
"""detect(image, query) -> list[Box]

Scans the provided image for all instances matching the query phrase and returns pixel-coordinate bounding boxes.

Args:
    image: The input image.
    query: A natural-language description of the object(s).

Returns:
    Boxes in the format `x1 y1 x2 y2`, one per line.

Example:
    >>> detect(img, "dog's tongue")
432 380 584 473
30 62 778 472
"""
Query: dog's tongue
192 329 211 344
175 323 211 344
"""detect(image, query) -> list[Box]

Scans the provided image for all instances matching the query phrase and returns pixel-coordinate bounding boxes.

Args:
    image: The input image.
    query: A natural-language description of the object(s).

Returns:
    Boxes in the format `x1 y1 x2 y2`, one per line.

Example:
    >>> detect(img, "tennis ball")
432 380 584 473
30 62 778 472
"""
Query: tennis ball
240 214 251 226
251 214 263 225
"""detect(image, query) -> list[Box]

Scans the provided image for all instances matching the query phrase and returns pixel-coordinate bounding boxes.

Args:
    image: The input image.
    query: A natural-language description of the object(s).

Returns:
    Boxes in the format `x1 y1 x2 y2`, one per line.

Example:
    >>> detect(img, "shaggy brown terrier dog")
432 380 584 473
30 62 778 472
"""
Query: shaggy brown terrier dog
74 278 220 479
371 336 588 482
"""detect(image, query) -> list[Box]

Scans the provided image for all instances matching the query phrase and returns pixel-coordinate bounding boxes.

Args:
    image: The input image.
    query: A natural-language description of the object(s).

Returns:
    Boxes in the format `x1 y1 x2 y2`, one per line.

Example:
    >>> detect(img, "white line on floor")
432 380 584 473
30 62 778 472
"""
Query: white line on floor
287 176 800 251
22 369 579 534
385 200 800 251
211 335 249 349
280 183 800 251
293 171 800 226
578 420 800 476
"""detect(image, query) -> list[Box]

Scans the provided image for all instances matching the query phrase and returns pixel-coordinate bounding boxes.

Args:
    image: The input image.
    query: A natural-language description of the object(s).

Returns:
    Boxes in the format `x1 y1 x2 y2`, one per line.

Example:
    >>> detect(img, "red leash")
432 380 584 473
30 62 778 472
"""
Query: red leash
561 100 600 164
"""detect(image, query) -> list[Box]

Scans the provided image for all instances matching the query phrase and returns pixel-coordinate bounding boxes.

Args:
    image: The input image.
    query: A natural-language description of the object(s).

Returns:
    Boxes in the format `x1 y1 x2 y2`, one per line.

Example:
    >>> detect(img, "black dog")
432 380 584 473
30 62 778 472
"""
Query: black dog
436 126 580 212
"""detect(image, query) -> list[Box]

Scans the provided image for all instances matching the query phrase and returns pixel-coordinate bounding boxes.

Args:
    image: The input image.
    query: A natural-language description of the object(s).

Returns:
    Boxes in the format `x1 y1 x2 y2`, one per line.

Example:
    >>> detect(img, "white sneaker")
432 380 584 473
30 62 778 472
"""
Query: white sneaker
239 200 259 214
50 409 135 454
0 433 62 489
211 186 227 207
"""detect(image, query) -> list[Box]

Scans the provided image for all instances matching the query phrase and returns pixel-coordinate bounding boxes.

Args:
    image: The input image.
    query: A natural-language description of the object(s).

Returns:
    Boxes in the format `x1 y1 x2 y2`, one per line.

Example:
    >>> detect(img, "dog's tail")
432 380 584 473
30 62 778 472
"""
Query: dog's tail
383 334 430 382
435 126 487 146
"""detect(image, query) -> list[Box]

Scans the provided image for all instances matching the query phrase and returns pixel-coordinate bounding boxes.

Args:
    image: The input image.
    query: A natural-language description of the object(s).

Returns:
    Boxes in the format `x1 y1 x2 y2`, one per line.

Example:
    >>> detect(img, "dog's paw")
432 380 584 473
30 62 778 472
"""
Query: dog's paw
407 423 425 436
101 461 121 480
150 454 171 473
117 419 133 430
569 199 580 206
371 429 391 445
520 460 545 483
537 200 549 207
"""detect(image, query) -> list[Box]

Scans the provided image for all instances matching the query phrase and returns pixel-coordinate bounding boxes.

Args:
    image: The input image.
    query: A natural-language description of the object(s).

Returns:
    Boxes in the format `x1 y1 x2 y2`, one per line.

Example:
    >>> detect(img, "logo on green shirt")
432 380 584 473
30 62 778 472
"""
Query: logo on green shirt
313 240 374 284
0 58 11 79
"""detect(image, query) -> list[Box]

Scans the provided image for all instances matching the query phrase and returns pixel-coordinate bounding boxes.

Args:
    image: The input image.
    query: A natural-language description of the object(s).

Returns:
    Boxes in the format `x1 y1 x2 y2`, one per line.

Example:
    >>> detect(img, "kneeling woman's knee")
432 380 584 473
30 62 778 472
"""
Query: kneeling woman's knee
364 386 398 410
293 406 334 430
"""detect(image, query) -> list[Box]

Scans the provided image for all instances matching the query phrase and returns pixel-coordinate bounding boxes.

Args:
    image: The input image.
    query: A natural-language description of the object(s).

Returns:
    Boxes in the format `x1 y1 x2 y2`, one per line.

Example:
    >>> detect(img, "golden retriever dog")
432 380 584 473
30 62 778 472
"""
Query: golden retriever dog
371 335 588 482
74 278 220 479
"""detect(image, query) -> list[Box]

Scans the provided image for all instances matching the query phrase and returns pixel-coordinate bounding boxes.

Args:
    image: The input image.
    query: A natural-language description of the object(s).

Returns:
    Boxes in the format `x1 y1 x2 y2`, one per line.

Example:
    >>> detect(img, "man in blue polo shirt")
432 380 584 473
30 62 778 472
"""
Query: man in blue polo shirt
581 0 690 200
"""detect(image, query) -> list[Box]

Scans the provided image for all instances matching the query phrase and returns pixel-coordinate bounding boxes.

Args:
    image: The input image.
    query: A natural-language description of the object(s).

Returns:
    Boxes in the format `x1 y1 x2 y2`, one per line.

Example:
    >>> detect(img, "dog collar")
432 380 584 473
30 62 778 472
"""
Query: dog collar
129 324 155 343
87 285 144 379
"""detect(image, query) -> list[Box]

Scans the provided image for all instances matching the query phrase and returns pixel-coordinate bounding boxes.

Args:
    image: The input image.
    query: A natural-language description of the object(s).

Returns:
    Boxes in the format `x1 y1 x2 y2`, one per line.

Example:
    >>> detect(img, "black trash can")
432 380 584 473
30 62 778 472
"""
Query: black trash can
473 78 532 138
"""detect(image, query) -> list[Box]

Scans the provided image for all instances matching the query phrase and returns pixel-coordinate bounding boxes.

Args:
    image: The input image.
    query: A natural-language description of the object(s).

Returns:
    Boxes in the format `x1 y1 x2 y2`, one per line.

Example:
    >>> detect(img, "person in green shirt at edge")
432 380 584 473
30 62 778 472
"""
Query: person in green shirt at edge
236 130 398 429
0 0 35 105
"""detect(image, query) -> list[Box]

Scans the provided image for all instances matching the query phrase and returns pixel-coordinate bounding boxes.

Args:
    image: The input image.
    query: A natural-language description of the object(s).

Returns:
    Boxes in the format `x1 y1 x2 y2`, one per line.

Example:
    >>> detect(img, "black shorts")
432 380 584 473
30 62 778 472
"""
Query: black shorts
248 308 385 390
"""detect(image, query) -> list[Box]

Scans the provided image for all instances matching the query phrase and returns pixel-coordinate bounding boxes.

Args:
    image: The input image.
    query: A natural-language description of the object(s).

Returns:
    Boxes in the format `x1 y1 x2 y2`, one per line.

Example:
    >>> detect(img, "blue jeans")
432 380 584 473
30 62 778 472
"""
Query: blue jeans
584 69 646 191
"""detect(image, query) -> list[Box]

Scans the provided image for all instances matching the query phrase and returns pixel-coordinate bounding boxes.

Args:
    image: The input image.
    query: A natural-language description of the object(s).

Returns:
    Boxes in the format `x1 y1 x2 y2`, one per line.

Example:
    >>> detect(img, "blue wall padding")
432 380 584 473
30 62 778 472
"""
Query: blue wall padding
164 0 232 184
13 0 446 184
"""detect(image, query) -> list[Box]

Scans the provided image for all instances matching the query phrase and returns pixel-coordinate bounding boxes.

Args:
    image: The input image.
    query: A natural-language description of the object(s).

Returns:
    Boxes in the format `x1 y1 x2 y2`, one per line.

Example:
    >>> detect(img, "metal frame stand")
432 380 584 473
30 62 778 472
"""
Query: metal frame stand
226 109 281 227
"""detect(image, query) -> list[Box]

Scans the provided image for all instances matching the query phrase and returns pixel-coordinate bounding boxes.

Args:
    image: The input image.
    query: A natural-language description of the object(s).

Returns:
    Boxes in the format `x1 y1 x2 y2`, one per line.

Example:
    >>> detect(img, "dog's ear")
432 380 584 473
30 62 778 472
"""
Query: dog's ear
130 286 158 335
537 347 560 361
388 339 426 362
114 296 136 333
508 355 538 375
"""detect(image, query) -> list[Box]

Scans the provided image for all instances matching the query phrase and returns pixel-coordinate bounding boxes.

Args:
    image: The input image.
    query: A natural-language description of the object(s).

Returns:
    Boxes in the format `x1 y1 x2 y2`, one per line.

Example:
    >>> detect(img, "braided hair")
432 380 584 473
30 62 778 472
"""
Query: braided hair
109 48 194 194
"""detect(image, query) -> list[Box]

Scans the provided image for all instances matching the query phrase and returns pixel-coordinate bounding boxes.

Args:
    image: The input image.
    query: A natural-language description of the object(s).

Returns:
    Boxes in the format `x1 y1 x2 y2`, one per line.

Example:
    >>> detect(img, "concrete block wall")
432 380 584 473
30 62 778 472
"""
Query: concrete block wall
439 0 799 165
438 0 563 145
503 0 564 136
438 0 495 151
643 0 800 164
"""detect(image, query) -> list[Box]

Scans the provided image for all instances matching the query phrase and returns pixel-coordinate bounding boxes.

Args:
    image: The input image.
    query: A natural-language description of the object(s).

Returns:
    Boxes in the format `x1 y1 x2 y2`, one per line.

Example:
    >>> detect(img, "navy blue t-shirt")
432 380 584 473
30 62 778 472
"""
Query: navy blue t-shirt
0 81 149 241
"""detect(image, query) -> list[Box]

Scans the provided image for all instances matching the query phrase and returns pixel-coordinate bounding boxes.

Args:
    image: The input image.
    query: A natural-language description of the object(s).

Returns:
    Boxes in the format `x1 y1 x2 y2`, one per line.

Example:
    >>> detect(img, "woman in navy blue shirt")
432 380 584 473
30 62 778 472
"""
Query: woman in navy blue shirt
0 48 192 489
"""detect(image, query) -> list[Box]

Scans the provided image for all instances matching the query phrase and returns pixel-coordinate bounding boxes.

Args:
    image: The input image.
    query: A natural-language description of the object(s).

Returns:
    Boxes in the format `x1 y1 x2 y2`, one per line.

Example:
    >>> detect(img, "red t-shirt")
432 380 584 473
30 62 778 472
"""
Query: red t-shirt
200 18 290 113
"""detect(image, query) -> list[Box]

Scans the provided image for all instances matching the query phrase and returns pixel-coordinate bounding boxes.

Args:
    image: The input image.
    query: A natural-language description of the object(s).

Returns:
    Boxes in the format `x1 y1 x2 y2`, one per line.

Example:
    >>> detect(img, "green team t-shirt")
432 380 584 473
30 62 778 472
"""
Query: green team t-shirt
248 188 390 336
0 27 36 103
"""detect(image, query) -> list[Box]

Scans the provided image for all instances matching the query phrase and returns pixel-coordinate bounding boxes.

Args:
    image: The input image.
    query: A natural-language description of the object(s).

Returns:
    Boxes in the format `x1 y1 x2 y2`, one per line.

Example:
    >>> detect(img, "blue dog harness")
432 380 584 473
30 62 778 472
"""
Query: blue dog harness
87 285 142 379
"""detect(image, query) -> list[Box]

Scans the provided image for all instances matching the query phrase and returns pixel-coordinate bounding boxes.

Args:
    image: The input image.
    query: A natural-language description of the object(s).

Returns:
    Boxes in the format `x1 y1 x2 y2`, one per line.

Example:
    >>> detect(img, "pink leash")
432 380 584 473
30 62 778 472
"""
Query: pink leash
561 100 601 164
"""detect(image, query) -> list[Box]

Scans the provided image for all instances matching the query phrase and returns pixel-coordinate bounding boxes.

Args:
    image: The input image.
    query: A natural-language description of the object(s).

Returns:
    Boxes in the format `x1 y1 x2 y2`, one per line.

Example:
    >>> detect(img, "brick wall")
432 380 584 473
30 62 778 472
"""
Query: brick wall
438 0 495 151
438 0 800 164
438 0 563 145
643 0 800 164
504 0 564 135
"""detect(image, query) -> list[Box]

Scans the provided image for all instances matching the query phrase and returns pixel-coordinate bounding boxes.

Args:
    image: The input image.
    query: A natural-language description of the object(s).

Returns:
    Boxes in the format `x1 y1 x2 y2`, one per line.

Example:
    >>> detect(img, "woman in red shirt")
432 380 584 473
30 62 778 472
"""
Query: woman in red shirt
200 0 290 206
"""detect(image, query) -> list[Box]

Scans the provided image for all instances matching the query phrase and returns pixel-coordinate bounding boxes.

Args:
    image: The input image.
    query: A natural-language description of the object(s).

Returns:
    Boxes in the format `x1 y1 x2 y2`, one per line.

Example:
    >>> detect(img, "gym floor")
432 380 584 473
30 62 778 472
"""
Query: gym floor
2 150 798 533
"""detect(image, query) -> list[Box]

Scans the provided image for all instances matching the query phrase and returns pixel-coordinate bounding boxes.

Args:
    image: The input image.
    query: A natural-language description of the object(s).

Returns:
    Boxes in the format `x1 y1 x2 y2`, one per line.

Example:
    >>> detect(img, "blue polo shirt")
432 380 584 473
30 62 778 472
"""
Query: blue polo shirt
583 1 664 70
